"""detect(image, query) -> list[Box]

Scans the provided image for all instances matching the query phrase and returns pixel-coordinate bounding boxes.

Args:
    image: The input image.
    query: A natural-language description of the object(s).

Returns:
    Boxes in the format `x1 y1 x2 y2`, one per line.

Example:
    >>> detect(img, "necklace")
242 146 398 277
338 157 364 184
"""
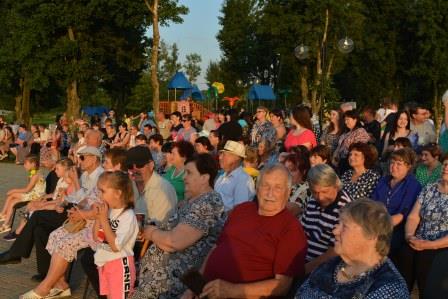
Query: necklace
337 257 386 281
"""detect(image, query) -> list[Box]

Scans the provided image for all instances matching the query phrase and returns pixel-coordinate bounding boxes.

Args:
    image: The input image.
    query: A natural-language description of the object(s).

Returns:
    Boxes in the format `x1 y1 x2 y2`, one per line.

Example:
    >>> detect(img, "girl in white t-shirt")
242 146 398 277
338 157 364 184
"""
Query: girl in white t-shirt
93 171 139 299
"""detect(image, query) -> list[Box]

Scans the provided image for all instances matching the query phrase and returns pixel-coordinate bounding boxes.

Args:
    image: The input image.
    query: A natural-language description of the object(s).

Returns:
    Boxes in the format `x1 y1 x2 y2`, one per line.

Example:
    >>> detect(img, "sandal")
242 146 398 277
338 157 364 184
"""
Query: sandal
47 287 71 298
19 290 46 299
0 224 11 234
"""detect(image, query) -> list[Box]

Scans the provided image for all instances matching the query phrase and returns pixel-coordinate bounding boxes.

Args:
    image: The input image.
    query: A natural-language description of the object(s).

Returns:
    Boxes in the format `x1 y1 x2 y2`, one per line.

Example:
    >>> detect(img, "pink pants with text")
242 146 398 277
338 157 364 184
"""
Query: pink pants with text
98 256 135 299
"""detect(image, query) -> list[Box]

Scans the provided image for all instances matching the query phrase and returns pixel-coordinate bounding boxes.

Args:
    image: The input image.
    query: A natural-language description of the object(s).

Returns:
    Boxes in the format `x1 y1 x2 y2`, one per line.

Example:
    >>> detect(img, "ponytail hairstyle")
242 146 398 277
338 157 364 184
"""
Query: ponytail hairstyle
98 171 134 210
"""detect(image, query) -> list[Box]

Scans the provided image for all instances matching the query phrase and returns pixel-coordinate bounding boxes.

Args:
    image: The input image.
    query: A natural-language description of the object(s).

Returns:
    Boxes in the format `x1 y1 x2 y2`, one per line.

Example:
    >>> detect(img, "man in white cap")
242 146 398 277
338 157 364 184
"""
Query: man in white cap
215 140 255 211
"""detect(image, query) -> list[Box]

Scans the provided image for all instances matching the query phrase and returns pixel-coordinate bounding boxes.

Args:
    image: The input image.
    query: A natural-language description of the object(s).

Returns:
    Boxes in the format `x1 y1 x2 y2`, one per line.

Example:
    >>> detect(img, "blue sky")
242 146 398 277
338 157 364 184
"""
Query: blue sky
158 0 223 89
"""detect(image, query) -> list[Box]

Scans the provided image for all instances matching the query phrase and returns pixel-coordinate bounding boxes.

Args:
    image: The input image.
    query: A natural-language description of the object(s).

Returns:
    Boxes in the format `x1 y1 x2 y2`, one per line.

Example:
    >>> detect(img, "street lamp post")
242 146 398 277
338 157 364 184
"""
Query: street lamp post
294 37 354 125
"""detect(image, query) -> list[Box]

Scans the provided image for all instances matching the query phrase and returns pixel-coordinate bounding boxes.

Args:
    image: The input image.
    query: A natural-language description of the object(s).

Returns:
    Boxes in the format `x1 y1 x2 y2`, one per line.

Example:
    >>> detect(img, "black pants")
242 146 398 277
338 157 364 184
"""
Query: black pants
398 244 445 297
425 249 448 299
80 248 107 299
9 210 67 276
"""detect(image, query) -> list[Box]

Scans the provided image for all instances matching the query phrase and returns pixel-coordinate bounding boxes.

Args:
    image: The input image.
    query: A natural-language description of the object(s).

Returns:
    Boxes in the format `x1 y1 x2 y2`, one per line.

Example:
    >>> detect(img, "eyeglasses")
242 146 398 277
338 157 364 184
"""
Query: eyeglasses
128 162 148 169
182 119 190 122
79 155 94 161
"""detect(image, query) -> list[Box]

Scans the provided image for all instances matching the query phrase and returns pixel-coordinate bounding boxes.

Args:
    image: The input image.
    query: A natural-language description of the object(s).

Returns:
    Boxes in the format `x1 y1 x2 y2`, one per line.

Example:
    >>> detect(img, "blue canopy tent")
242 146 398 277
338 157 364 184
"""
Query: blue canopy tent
248 84 277 111
180 85 205 101
248 84 276 101
81 106 109 116
167 72 192 101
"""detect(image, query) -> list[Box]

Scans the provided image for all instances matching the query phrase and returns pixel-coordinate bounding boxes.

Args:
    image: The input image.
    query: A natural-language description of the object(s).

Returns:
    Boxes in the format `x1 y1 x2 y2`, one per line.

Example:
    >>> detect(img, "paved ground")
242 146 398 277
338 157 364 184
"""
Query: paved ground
0 162 95 299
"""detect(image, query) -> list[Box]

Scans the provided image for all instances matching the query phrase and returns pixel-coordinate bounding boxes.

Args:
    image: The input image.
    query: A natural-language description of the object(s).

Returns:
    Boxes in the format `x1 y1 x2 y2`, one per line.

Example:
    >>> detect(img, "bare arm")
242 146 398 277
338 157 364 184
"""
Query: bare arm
431 235 448 249
405 200 421 239
391 214 404 226
14 174 40 193
144 223 204 253
201 274 293 298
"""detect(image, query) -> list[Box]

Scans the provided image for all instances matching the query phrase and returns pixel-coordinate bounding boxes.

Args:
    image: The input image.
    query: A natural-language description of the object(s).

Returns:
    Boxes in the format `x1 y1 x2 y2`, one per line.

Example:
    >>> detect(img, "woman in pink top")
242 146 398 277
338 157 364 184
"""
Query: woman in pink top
285 106 317 151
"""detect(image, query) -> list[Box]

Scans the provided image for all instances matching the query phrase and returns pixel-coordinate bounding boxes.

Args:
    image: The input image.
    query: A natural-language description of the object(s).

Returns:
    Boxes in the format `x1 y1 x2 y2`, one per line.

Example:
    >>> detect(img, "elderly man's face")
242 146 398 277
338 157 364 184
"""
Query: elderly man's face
257 169 290 216
79 154 98 171
310 184 338 208
219 151 240 172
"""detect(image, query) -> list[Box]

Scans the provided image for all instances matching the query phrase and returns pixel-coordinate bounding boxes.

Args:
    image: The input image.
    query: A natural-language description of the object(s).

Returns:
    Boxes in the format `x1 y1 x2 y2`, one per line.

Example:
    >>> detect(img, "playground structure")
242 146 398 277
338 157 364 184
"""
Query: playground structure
159 100 210 120
159 72 278 119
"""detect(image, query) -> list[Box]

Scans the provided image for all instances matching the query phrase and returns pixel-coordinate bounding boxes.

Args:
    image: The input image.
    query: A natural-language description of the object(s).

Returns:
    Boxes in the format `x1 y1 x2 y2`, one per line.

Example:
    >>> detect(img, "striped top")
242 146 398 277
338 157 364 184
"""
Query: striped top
301 191 352 262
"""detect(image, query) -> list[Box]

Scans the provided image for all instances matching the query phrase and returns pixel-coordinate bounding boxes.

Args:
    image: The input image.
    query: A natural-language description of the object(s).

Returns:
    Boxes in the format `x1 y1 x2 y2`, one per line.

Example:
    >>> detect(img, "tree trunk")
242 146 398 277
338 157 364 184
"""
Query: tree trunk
14 77 31 126
66 80 80 122
15 78 23 123
300 66 309 104
433 81 440 132
66 26 80 121
145 0 160 115
21 76 31 127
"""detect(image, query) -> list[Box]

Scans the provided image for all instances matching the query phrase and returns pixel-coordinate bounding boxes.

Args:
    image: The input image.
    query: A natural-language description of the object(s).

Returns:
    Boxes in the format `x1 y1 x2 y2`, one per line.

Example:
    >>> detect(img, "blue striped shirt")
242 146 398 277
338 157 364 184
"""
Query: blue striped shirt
301 191 352 261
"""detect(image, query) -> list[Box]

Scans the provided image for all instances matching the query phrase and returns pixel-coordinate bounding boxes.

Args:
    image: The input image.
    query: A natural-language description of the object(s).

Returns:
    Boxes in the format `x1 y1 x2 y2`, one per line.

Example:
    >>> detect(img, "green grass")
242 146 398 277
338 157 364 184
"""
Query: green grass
31 109 64 125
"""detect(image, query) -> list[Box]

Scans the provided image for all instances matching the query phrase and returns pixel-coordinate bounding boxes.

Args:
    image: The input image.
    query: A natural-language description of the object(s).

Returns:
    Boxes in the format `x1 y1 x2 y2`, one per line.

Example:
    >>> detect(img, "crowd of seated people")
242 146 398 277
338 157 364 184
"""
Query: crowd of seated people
0 97 447 299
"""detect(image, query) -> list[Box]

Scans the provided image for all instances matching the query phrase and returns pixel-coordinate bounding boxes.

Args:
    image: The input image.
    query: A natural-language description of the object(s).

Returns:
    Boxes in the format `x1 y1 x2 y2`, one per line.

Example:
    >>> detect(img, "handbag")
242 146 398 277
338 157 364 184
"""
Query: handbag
62 218 87 233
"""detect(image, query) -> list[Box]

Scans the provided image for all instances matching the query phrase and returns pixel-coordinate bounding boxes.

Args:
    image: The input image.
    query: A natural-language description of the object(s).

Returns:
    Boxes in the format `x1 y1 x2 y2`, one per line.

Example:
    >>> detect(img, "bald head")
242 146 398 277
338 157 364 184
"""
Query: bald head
85 129 102 147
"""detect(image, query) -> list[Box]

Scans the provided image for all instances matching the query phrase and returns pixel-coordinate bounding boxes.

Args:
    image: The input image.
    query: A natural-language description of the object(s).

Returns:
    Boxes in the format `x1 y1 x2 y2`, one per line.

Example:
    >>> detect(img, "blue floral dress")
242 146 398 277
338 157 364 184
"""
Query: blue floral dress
132 191 225 299
415 182 448 241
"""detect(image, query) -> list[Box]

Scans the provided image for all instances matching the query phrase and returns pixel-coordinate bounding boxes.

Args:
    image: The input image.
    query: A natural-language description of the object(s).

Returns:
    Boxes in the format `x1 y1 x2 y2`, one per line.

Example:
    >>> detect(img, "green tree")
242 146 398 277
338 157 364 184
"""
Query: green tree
205 61 224 85
259 0 365 112
183 53 202 82
159 42 183 82
410 0 448 127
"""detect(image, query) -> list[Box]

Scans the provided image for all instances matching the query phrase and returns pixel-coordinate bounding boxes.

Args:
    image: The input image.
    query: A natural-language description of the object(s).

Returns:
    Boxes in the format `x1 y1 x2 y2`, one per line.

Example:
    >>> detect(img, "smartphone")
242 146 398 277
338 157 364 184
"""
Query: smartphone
181 269 208 297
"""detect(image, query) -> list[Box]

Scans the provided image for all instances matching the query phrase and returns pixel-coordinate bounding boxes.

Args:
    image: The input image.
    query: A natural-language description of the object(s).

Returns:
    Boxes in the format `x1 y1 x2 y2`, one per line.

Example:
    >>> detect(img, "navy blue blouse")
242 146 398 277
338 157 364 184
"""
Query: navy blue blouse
295 257 410 299
371 174 422 218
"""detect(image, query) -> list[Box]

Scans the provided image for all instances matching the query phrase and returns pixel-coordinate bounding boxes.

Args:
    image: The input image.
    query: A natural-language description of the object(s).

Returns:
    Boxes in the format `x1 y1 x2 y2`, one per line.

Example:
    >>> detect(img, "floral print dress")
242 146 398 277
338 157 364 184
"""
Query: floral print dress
415 182 448 241
132 191 225 299
21 170 46 202
46 188 100 262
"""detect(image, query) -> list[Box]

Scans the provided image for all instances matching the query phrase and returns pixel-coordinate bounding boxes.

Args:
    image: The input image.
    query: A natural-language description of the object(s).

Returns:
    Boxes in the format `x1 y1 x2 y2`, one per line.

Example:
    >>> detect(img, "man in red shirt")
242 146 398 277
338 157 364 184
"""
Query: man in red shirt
182 164 308 298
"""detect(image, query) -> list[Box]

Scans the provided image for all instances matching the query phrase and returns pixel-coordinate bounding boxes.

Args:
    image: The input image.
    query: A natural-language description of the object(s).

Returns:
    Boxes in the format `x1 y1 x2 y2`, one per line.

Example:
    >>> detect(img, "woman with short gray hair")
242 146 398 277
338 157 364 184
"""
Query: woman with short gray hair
300 164 351 274
295 198 410 298
307 164 342 190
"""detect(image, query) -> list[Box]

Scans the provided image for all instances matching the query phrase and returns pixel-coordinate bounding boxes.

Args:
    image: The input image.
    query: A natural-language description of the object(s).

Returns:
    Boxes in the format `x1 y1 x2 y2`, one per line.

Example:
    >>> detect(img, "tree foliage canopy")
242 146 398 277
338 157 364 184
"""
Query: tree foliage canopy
0 0 188 118
216 0 448 113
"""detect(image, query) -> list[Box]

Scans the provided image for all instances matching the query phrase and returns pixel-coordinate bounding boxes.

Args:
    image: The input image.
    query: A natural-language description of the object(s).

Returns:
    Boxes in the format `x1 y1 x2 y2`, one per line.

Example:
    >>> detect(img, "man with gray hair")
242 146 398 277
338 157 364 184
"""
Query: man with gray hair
183 164 307 298
301 164 352 274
